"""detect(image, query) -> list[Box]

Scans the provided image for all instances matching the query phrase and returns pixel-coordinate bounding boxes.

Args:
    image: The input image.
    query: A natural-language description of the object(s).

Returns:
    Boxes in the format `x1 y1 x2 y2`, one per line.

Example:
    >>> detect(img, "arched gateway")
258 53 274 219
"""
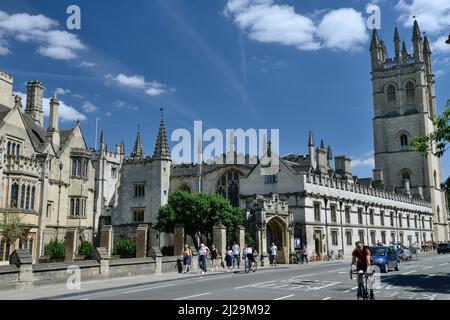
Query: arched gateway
246 194 294 265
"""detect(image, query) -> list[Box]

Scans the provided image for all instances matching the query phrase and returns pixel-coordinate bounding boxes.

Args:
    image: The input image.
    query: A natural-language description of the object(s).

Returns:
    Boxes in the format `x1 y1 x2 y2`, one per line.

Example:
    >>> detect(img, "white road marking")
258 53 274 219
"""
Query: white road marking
79 298 90 300
322 297 331 300
404 266 415 269
175 292 212 300
402 270 417 275
308 282 341 291
274 294 295 300
422 266 434 270
439 263 449 266
234 280 276 290
123 283 175 294
290 273 316 279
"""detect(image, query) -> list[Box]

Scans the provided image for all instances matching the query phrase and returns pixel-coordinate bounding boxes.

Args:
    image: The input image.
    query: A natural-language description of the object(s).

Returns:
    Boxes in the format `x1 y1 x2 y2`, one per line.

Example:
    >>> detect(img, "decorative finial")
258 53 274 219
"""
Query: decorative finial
76 118 80 126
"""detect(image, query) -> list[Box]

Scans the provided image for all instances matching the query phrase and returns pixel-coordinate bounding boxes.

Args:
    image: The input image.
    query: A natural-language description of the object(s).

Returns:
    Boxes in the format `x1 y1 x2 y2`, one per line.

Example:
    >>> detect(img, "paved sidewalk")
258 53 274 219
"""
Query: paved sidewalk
0 264 287 300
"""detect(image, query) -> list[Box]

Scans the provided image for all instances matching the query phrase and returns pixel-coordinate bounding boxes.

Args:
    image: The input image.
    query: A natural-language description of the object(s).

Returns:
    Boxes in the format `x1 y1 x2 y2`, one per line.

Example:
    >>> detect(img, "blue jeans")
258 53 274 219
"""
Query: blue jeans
199 255 207 272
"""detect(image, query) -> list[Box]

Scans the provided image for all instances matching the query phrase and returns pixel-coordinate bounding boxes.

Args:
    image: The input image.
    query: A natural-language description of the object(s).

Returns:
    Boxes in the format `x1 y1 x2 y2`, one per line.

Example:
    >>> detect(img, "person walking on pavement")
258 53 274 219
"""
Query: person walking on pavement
198 243 208 274
270 243 278 266
302 244 309 264
225 246 233 272
232 242 240 269
211 244 220 271
182 244 192 273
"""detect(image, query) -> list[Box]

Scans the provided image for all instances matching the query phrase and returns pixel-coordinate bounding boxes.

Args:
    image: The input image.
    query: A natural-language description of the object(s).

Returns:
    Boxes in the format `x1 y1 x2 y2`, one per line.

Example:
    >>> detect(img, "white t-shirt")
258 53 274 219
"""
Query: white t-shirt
232 244 240 255
246 247 253 254
270 245 277 256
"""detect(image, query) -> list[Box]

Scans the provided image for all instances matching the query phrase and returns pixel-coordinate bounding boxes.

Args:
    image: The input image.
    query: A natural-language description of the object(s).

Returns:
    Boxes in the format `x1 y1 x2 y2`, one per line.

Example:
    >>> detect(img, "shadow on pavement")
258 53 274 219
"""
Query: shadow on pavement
380 273 450 294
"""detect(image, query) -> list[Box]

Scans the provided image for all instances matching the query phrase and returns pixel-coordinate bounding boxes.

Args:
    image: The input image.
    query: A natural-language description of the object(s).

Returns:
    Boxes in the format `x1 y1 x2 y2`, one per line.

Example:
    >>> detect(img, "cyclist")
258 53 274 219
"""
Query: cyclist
350 241 374 299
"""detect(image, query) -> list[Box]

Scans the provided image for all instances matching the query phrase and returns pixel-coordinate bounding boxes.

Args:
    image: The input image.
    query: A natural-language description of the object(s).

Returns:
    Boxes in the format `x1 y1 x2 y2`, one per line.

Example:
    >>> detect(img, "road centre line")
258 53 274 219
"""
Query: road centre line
234 280 276 290
274 294 295 300
402 270 417 275
174 292 212 300
123 283 175 294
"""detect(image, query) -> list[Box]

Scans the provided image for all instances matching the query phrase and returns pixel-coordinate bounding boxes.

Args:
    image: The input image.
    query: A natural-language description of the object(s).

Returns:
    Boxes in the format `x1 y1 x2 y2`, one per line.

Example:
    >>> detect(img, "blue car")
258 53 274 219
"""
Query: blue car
369 246 400 273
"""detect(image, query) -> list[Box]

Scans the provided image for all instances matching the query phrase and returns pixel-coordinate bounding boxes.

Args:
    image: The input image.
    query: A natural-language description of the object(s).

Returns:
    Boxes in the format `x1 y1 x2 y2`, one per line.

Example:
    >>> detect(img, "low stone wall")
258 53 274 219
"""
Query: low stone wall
0 255 190 290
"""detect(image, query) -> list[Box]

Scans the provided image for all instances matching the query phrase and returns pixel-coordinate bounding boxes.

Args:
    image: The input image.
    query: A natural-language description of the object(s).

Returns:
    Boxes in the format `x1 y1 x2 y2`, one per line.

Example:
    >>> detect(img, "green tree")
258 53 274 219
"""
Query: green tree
0 211 26 247
156 190 244 249
77 240 94 257
411 99 450 196
44 240 65 258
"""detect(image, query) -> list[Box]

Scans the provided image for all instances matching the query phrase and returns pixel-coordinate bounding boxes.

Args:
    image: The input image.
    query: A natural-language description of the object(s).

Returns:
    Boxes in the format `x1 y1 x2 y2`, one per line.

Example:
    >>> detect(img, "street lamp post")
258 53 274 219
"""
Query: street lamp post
57 162 63 239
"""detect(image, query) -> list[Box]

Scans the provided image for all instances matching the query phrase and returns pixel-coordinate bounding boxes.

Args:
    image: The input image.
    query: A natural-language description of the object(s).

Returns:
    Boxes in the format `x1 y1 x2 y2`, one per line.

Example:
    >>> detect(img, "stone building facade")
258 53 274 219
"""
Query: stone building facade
0 70 95 264
370 22 448 241
99 22 447 260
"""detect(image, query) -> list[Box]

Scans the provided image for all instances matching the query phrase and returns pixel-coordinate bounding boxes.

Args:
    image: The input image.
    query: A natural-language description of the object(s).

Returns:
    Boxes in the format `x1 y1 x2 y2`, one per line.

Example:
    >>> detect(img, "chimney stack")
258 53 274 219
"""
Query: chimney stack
25 81 44 126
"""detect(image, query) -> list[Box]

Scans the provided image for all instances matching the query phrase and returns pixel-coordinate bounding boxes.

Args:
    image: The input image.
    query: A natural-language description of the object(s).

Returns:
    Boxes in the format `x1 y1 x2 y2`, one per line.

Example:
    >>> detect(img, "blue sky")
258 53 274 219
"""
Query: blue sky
0 0 449 179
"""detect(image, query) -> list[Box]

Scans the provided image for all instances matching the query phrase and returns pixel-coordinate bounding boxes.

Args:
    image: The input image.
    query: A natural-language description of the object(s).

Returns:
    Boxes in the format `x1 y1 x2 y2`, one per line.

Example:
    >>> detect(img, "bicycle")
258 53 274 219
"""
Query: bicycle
350 270 375 300
244 255 257 273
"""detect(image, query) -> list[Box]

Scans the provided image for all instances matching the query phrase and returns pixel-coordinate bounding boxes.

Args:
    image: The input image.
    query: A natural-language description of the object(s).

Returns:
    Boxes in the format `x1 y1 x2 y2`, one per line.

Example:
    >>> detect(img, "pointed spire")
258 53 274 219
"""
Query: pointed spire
153 107 171 161
100 130 104 145
327 145 332 160
308 130 314 146
131 130 144 159
267 139 272 158
394 27 401 60
380 40 388 59
320 139 325 150
423 35 431 53
412 19 421 40
402 40 408 58
370 29 381 50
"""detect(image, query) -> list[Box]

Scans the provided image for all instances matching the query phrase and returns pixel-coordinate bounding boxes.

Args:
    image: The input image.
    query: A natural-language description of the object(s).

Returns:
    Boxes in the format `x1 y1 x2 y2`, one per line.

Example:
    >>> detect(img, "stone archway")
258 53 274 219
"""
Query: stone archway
266 217 288 263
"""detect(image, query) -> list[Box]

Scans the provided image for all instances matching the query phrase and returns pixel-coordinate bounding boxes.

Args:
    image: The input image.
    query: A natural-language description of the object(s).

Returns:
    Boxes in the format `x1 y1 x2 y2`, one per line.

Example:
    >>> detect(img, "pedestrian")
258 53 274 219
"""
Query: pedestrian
182 244 192 273
225 246 233 272
270 243 278 266
302 244 309 264
232 242 240 269
211 244 220 271
198 243 208 274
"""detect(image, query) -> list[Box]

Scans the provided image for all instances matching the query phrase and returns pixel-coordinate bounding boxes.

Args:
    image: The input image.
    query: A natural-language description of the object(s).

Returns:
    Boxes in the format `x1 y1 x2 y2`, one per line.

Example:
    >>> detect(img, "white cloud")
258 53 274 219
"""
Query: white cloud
351 157 375 167
224 1 369 52
72 94 84 99
114 100 126 108
0 10 85 60
317 8 368 51
55 88 71 95
107 73 146 89
82 101 98 113
225 0 320 50
14 91 87 122
105 112 112 117
107 73 173 97
431 36 450 54
395 0 450 34
78 61 96 67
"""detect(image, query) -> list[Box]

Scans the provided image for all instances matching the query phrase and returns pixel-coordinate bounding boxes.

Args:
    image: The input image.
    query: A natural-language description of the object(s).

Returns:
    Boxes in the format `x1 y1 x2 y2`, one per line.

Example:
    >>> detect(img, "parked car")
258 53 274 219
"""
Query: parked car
437 242 450 254
398 247 412 261
369 246 400 273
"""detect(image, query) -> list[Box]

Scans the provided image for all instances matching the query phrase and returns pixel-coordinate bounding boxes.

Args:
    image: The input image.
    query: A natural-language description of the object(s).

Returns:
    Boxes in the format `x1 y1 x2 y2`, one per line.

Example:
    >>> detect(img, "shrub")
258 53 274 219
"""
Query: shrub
113 238 136 258
44 240 65 258
77 240 94 258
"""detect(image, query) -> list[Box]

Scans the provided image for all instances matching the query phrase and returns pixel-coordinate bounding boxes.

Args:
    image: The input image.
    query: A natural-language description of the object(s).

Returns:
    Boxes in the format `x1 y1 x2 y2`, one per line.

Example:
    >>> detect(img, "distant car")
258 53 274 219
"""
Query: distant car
398 247 412 261
369 246 400 273
437 242 450 254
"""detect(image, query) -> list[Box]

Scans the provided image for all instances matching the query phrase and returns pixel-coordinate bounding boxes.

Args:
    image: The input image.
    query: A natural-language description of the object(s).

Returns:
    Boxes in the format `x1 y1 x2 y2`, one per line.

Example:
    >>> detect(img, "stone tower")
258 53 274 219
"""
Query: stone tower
25 80 44 126
370 21 448 241
152 108 171 215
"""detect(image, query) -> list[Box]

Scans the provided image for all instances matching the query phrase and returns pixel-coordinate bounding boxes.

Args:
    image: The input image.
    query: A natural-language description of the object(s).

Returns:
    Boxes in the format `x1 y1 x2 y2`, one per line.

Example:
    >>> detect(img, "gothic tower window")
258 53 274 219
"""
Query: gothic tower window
25 186 31 209
10 183 19 208
387 84 397 106
31 186 36 210
215 169 240 207
400 134 408 147
20 185 26 208
434 170 437 188
405 81 415 106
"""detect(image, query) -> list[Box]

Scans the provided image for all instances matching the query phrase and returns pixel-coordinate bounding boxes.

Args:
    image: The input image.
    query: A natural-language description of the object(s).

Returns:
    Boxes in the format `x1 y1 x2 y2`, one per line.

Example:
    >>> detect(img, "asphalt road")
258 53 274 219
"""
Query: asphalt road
59 253 450 300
